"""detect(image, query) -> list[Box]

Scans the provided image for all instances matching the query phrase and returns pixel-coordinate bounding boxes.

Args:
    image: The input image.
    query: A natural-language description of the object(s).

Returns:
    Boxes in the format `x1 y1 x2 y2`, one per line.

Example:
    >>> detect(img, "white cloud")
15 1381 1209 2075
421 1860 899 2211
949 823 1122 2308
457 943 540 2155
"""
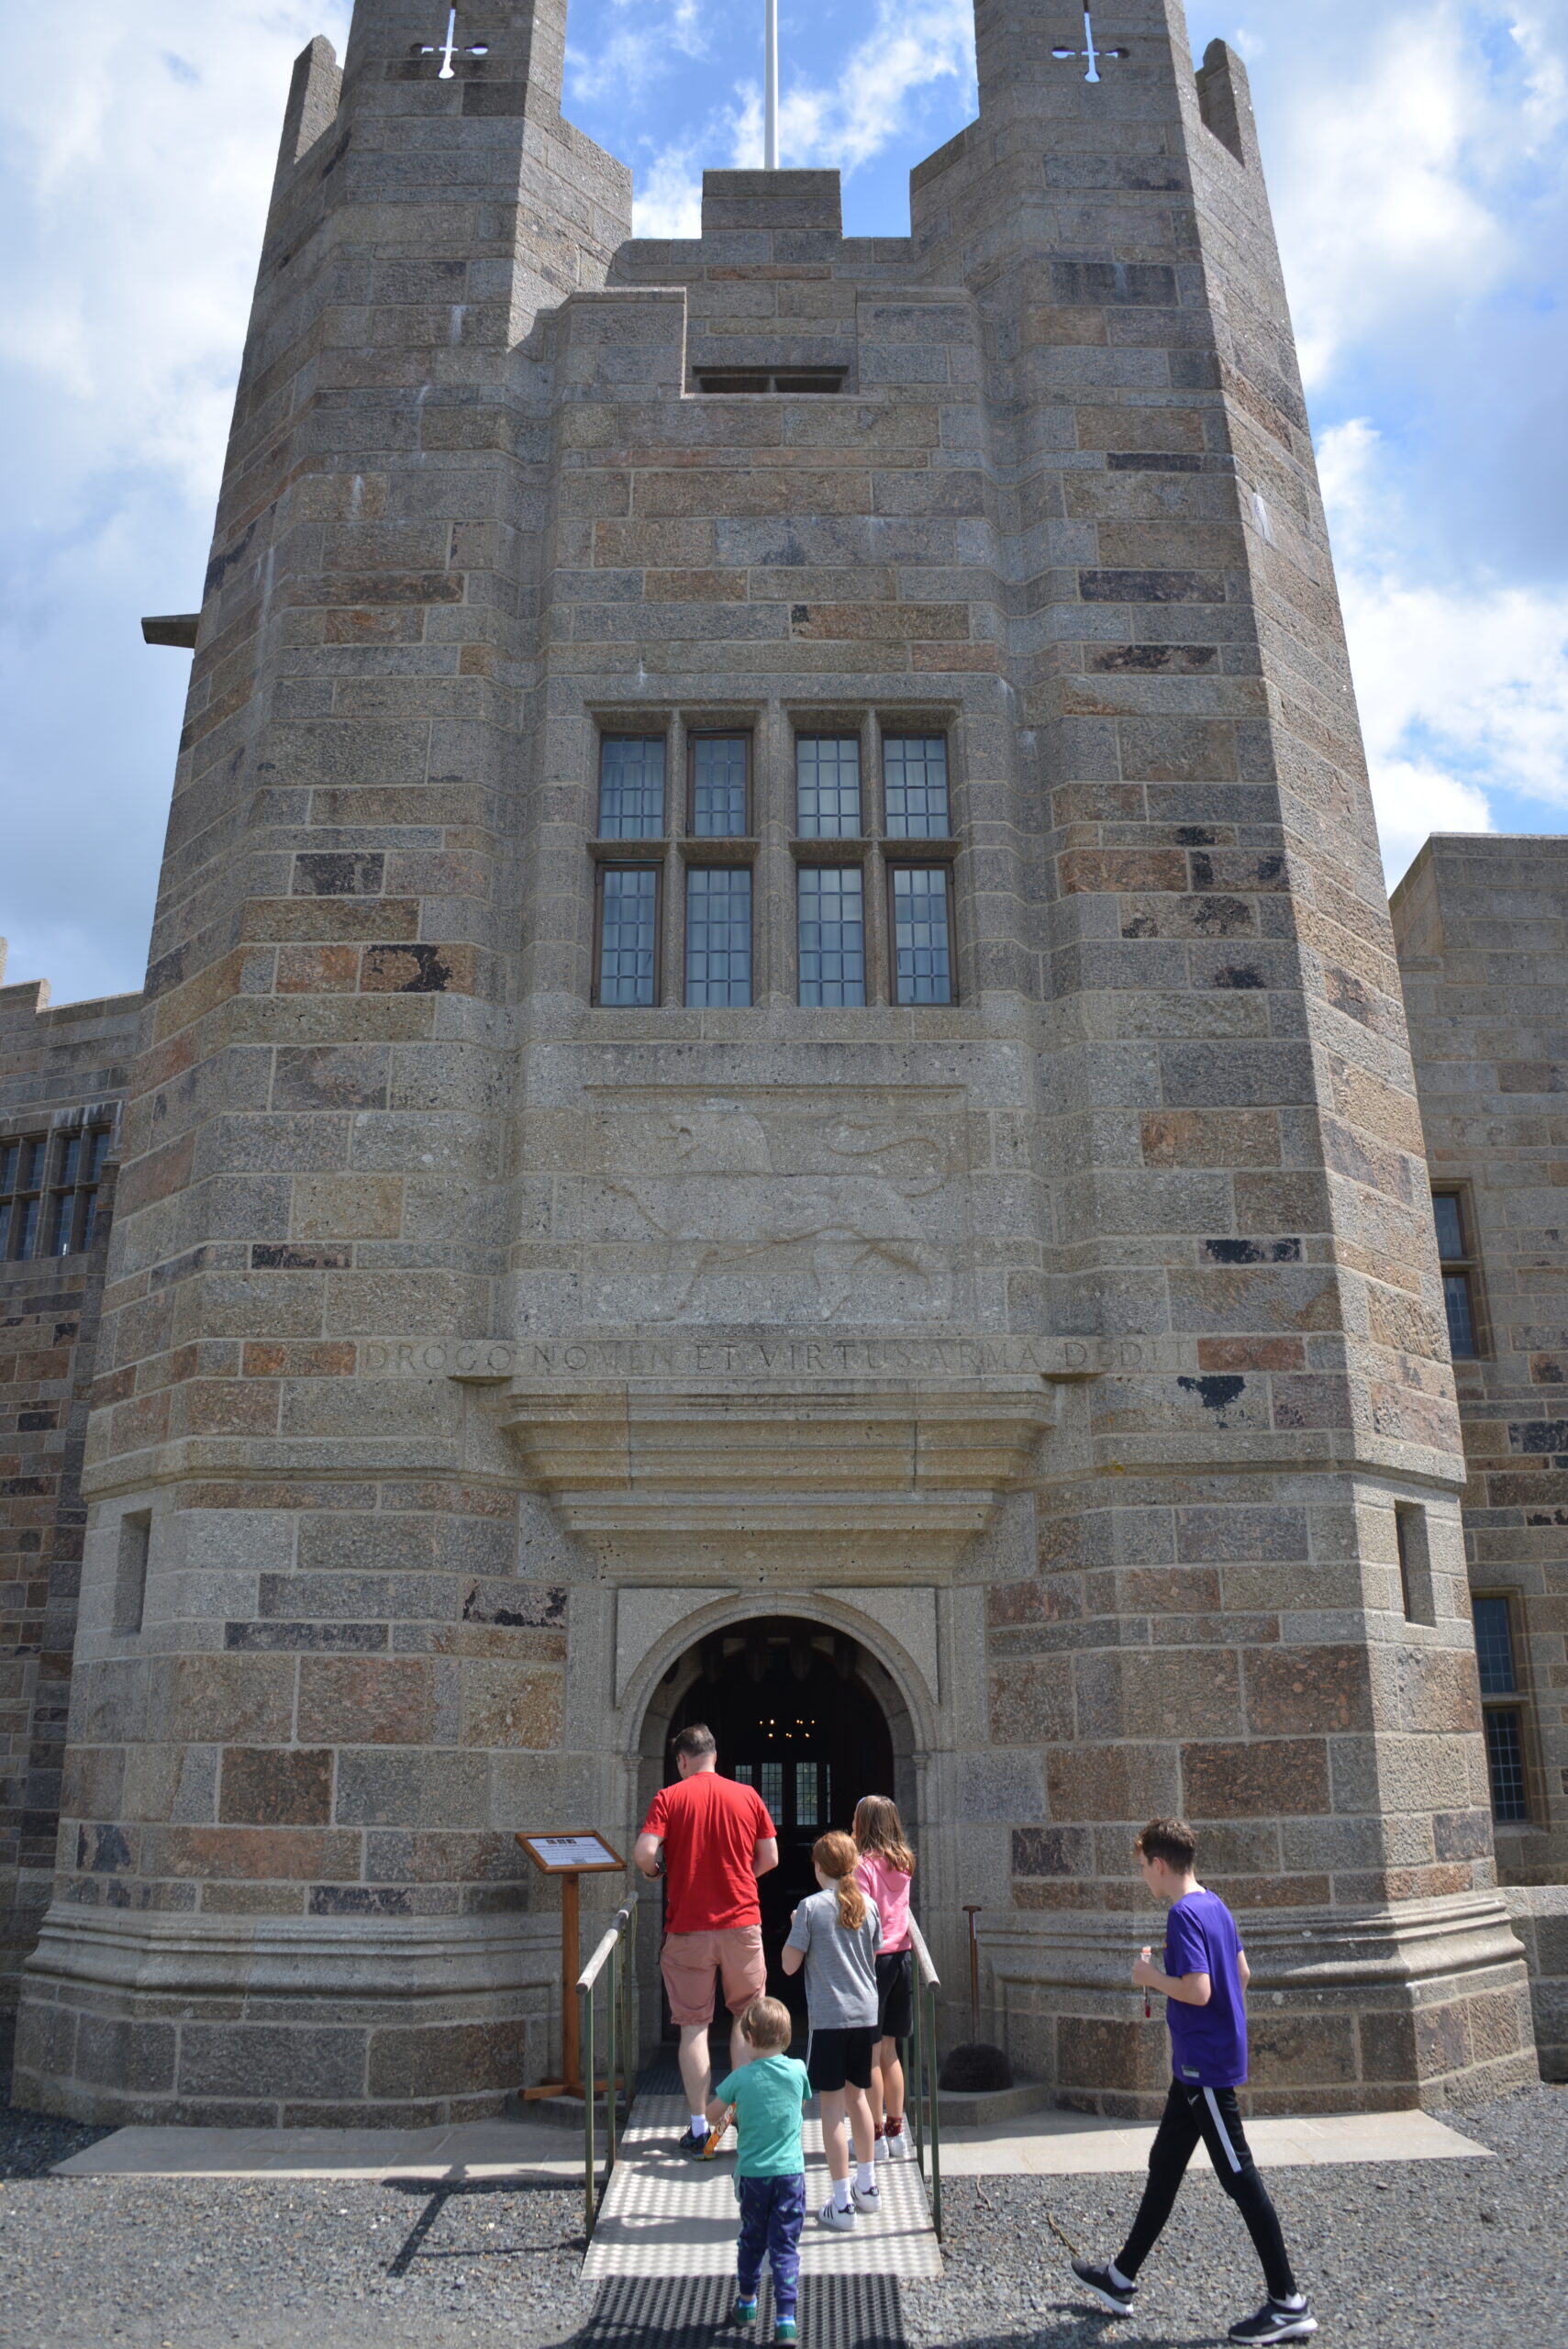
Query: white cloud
633 144 705 238
781 0 975 172
1265 6 1514 386
1318 420 1568 878
567 0 709 106
0 2 351 1004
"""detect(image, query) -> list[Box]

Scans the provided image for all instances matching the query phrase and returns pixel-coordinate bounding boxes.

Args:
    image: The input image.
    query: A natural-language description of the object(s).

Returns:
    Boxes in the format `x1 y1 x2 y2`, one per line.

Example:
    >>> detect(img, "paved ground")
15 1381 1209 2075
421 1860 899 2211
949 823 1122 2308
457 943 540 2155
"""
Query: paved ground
1 2076 1563 2347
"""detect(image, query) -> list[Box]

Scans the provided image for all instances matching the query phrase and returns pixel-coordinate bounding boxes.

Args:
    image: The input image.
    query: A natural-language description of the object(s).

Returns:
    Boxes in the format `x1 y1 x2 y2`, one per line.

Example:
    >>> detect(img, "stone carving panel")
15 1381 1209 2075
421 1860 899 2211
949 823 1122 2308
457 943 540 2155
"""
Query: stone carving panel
570 1087 970 1327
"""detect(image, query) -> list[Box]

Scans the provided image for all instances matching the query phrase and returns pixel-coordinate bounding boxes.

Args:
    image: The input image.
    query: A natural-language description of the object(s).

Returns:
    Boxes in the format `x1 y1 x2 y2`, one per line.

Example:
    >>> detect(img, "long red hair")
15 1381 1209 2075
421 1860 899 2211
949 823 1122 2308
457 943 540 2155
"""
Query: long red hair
813 1831 867 1931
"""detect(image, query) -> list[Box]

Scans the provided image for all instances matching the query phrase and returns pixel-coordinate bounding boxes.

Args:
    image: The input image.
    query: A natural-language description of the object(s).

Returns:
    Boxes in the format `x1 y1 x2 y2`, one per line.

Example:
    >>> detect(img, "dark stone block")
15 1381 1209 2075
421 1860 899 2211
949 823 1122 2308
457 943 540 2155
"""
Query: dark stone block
227 1620 389 1652
220 1746 333 1827
1433 1809 1495 1862
1080 570 1224 604
292 852 384 896
180 2024 367 2101
76 2017 178 2095
1012 1826 1094 1877
368 2020 527 2100
308 1885 414 1917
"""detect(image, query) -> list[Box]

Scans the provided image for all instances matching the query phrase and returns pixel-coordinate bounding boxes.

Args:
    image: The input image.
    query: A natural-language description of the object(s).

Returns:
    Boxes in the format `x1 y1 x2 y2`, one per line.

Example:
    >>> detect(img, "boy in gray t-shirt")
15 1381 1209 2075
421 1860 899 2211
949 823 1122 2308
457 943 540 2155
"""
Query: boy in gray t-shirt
782 1831 883 2231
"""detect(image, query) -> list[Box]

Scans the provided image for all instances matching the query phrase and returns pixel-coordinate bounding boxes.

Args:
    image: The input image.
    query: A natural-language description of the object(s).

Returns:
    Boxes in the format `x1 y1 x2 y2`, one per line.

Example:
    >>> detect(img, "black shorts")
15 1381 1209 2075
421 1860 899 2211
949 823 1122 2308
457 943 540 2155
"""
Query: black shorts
806 2026 877 2094
875 1949 913 2040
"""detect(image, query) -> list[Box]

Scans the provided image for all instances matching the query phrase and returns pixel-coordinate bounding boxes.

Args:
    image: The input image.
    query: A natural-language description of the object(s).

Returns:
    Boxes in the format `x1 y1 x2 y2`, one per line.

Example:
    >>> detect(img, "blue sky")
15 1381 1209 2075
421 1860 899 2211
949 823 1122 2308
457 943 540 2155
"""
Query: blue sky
2 1 1566 1006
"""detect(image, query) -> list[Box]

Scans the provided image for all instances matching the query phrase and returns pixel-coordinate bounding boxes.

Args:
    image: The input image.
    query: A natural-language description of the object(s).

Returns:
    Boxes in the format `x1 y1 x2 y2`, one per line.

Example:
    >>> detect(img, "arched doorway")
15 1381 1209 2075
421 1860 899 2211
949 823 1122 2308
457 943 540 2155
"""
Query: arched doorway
642 1615 904 2021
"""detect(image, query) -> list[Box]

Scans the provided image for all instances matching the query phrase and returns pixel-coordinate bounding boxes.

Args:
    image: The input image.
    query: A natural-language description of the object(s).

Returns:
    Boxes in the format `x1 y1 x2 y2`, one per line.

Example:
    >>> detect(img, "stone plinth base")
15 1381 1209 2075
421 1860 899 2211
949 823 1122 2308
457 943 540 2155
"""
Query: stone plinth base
1501 1886 1568 2081
982 1896 1538 2118
14 1909 555 2128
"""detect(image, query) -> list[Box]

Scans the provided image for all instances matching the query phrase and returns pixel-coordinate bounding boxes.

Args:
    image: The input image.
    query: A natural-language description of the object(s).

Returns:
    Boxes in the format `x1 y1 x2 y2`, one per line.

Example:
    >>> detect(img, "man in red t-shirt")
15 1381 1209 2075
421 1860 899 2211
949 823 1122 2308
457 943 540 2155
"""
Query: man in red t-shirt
635 1722 778 2154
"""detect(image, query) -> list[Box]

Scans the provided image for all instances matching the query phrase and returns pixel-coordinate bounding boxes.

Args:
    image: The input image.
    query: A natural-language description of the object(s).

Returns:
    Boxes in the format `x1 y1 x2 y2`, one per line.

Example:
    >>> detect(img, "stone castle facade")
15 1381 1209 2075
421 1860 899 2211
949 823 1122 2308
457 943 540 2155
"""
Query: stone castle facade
2 1 1561 2121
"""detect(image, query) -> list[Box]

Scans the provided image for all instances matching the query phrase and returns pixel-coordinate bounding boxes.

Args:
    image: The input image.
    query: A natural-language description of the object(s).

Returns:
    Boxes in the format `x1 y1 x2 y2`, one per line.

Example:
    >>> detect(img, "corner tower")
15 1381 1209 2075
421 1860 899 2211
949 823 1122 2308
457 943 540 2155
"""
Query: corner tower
14 1 1535 2121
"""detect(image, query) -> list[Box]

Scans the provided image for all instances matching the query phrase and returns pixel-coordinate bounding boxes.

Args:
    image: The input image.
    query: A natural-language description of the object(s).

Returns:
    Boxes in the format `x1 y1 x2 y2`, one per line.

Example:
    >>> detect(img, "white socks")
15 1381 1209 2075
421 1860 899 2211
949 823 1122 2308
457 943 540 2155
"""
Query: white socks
1109 2263 1135 2293
855 2161 875 2193
832 2177 853 2210
691 2112 708 2135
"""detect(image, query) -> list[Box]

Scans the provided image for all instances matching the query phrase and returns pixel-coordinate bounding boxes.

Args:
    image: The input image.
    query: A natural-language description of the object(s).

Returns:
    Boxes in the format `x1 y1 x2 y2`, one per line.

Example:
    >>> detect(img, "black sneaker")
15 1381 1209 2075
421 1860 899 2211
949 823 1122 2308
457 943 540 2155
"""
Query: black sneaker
1229 2301 1318 2344
674 2124 708 2157
1071 2260 1136 2318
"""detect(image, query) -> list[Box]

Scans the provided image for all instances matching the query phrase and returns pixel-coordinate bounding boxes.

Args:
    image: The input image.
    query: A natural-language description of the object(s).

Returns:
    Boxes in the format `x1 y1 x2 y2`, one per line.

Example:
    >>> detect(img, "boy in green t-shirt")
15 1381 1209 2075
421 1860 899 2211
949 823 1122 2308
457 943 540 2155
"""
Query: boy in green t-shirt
706 1997 809 2343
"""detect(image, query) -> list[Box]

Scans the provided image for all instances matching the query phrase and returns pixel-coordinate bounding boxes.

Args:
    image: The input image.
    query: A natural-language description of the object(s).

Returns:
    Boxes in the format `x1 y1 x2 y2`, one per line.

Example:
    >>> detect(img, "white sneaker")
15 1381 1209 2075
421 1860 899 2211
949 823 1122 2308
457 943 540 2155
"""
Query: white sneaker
851 2180 881 2213
873 2135 891 2162
885 2129 913 2160
817 2197 856 2231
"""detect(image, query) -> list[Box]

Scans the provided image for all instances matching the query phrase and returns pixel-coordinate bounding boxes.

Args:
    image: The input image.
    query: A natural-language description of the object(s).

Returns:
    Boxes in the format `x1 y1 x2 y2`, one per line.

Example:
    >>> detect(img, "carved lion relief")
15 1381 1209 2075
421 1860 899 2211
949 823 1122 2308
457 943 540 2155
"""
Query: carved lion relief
581 1089 967 1323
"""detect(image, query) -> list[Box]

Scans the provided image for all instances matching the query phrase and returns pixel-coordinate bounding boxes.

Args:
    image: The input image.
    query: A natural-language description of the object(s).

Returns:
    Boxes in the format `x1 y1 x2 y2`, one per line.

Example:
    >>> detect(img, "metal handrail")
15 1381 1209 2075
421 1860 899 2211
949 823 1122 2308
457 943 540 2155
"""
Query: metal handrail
905 1913 942 2240
576 1900 635 2242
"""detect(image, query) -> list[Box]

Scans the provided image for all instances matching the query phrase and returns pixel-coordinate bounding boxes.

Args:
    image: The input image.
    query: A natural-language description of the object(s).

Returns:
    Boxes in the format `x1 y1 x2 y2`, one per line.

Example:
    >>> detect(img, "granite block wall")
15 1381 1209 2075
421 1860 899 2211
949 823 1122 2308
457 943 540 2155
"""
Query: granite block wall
1395 833 1568 2077
0 960 139 2035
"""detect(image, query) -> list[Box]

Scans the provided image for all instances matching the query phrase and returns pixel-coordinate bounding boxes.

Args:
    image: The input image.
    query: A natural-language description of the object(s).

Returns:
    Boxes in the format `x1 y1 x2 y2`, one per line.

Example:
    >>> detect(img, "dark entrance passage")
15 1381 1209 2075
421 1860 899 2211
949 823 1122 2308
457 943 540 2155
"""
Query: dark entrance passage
664 1617 895 2014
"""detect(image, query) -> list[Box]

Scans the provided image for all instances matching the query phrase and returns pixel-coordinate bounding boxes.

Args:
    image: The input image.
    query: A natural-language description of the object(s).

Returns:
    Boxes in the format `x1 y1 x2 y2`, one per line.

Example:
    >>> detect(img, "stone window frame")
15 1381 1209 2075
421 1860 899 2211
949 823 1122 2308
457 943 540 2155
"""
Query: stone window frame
1471 1588 1539 1830
585 703 963 1010
0 1130 48 1262
0 1115 116 1263
1431 1185 1485 1358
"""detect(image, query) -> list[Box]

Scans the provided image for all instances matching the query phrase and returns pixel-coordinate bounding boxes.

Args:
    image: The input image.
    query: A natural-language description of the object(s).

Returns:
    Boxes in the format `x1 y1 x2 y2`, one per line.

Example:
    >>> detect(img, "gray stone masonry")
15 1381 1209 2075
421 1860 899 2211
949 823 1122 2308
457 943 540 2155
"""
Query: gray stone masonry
0 946 140 2030
4 2 1538 2122
1395 833 1568 2077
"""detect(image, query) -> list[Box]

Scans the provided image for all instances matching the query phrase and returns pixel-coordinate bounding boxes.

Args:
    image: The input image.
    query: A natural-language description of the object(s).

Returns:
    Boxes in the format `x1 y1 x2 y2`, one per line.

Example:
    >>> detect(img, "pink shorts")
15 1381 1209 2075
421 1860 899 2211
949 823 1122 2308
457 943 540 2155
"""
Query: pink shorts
660 1926 767 2027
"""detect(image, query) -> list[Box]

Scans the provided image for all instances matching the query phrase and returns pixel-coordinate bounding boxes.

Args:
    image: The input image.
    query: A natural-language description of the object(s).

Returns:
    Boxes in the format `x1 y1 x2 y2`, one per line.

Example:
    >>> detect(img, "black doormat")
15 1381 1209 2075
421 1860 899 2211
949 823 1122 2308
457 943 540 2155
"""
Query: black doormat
580 2273 904 2347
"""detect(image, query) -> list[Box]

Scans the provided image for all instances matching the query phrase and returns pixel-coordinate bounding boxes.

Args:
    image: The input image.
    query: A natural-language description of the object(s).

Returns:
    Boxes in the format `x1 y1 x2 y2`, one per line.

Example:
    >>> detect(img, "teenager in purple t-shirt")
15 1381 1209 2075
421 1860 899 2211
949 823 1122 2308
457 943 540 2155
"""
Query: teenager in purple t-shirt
1072 1819 1318 2346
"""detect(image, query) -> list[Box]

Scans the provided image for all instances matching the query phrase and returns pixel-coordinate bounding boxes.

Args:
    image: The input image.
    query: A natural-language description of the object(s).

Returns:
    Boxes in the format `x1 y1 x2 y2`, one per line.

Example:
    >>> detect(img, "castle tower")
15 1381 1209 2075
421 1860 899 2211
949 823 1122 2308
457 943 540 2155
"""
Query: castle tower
13 0 1535 2121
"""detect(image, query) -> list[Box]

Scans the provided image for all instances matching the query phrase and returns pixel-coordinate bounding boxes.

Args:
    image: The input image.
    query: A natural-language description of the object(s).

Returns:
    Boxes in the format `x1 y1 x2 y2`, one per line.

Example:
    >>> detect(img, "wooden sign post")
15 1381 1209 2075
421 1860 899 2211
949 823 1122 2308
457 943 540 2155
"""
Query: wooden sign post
516 1831 625 2099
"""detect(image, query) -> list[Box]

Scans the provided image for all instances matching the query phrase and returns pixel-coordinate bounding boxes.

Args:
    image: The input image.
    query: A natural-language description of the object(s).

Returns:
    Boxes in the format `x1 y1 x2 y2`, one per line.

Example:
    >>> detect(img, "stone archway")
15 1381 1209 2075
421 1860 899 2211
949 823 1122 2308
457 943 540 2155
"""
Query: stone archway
630 1608 922 2044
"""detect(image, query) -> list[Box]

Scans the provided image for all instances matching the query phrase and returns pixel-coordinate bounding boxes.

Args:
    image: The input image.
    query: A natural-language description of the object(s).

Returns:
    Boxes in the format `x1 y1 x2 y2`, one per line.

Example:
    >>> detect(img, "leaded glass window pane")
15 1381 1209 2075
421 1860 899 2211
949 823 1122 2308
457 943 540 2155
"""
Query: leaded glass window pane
892 867 952 1005
1432 1193 1464 1262
597 737 665 839
732 1763 754 1787
692 737 748 837
759 1760 784 1818
795 738 861 838
795 1761 819 1830
884 736 950 839
1485 1708 1528 1822
597 867 659 1006
685 868 752 1006
1473 1597 1517 1696
798 868 866 1008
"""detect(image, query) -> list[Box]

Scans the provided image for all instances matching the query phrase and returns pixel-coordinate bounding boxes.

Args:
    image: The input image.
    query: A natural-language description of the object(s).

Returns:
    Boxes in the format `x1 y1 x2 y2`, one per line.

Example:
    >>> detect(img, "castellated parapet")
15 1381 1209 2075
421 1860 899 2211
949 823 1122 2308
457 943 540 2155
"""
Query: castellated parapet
6 1 1536 2121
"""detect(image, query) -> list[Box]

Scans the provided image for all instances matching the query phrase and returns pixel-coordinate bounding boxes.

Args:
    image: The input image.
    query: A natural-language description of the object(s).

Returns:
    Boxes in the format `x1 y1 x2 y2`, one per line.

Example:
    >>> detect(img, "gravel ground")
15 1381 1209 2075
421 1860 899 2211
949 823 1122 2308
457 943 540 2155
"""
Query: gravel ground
0 2086 595 2349
902 2084 1568 2348
1 2079 1563 2347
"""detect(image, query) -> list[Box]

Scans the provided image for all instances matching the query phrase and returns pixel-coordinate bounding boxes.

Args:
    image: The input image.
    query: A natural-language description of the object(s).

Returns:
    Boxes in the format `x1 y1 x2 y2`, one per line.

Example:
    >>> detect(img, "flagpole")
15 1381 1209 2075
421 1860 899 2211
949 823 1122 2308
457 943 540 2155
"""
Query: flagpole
764 0 778 168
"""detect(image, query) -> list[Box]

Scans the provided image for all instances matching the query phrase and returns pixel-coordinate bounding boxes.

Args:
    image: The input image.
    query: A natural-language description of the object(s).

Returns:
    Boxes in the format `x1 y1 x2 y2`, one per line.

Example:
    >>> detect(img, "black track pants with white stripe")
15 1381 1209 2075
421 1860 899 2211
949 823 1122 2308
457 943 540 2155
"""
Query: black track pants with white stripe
1116 2079 1297 2302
